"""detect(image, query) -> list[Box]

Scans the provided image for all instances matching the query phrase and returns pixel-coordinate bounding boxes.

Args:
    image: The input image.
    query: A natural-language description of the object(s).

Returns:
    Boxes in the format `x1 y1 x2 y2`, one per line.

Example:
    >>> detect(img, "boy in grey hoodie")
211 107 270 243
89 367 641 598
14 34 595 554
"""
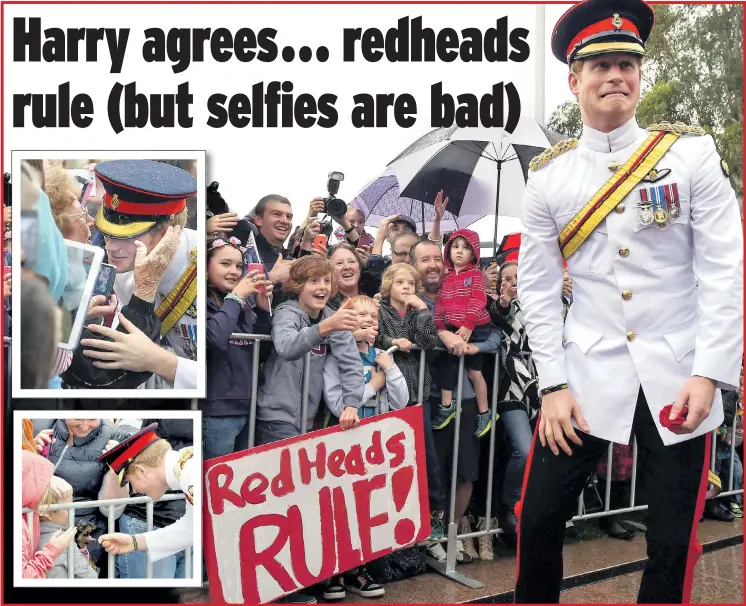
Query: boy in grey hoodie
38 493 98 579
256 255 365 446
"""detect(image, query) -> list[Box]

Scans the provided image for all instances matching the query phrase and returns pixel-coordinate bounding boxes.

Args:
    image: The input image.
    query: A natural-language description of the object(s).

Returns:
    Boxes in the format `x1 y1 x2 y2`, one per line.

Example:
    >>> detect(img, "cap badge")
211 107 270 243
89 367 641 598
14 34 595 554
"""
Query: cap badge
611 13 623 29
111 194 120 209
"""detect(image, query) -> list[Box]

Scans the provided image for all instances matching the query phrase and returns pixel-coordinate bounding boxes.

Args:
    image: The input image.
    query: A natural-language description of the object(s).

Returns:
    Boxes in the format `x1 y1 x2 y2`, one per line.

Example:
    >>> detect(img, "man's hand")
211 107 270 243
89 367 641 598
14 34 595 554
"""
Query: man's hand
80 313 175 376
433 190 449 221
133 225 182 303
206 212 239 236
268 255 294 285
319 298 358 336
87 294 119 321
339 406 360 430
562 274 573 299
375 351 394 370
98 533 136 555
3 273 11 299
465 343 479 355
670 376 716 434
34 429 54 453
306 198 325 219
353 325 378 346
539 389 589 456
456 326 472 343
300 221 322 250
391 338 413 352
439 330 467 356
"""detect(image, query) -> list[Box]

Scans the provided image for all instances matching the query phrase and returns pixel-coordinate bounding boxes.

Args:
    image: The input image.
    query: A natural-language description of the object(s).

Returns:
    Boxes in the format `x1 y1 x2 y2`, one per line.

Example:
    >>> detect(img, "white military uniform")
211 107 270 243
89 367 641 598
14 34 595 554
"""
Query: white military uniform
141 447 196 562
519 117 743 446
114 227 199 363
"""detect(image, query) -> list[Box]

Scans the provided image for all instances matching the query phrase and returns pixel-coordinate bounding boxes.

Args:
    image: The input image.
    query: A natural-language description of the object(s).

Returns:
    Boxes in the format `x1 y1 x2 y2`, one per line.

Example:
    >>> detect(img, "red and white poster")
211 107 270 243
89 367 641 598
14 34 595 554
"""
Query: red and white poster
203 406 430 604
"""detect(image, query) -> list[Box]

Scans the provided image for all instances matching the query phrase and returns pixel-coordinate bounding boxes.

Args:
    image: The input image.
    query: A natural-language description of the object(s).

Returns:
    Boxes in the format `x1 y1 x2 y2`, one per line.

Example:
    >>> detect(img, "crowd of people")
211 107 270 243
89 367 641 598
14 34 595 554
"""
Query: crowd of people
205 191 744 603
20 418 194 580
8 166 743 598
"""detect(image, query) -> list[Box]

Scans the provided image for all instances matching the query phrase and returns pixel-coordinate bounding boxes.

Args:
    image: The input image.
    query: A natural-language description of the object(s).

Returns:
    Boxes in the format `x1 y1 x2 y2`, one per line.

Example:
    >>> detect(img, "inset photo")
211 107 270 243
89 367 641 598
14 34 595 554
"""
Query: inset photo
8 151 206 399
14 413 202 587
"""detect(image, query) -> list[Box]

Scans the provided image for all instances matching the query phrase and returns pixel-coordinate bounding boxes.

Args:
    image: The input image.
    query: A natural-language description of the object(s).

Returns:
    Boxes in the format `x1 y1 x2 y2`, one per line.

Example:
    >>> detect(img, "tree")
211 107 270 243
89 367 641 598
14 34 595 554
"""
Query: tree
548 101 582 139
547 5 744 199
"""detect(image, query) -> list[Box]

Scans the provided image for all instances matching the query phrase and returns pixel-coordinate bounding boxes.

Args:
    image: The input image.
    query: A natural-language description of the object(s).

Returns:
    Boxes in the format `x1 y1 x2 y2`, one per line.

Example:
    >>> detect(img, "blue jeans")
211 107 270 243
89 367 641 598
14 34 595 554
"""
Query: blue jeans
500 409 533 509
203 416 250 460
117 514 193 579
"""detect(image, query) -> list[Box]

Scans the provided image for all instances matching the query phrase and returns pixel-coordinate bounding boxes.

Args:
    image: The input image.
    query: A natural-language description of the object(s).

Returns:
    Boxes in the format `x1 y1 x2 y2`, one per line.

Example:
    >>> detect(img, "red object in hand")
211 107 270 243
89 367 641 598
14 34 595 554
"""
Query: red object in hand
660 403 687 432
246 263 266 295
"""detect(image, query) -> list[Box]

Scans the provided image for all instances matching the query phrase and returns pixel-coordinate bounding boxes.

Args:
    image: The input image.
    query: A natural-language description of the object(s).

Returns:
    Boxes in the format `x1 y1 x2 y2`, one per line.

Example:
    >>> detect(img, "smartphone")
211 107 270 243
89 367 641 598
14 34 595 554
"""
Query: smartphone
313 234 328 252
92 263 117 304
58 240 104 351
246 262 266 294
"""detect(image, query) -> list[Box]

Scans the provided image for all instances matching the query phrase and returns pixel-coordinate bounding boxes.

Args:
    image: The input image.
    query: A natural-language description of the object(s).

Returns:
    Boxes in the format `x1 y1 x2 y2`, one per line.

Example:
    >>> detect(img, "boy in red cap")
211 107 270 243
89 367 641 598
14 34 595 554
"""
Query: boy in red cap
97 424 196 564
432 229 492 438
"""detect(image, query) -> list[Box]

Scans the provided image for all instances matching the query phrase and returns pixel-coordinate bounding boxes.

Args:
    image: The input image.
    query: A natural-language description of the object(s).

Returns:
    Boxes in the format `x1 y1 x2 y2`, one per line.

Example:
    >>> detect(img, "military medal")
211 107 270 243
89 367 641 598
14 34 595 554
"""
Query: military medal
664 183 681 220
650 185 668 225
181 323 198 361
637 189 654 225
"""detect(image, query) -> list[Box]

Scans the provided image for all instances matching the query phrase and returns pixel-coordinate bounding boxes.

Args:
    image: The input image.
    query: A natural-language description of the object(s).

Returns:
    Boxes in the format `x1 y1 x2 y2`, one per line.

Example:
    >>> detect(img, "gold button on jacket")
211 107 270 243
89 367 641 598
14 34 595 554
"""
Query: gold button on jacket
619 247 630 258
622 290 633 300
626 330 636 342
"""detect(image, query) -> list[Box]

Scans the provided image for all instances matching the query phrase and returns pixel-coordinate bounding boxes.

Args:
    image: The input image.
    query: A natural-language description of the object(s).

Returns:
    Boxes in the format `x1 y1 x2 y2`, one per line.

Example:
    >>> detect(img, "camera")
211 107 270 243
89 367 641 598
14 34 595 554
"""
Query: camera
323 171 347 217
207 181 230 216
4 173 11 207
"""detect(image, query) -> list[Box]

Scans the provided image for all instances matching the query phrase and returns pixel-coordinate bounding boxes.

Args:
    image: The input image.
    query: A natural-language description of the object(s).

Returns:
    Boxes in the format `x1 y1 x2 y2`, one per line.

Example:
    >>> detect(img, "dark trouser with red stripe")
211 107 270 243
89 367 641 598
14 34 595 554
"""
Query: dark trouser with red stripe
514 390 710 604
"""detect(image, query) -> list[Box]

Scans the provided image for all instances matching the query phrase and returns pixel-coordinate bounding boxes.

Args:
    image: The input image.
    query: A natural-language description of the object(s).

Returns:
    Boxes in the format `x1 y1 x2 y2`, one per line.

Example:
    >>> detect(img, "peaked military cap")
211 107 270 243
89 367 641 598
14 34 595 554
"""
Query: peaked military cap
552 0 655 64
94 160 197 239
97 422 160 486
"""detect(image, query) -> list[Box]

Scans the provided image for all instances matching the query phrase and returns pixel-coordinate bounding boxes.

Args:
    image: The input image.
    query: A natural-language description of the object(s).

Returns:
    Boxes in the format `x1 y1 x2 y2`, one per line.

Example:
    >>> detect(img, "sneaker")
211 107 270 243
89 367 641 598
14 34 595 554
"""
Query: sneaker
476 517 495 561
458 516 479 561
432 400 457 430
425 542 447 562
274 593 317 604
322 577 346 601
430 510 446 540
474 411 492 438
729 503 743 519
343 568 385 598
456 538 474 563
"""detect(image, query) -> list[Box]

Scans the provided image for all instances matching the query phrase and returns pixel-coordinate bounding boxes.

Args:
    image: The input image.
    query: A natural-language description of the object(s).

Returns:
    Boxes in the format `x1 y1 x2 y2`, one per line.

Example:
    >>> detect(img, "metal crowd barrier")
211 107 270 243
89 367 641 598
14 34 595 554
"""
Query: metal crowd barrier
23 493 190 580
230 332 744 591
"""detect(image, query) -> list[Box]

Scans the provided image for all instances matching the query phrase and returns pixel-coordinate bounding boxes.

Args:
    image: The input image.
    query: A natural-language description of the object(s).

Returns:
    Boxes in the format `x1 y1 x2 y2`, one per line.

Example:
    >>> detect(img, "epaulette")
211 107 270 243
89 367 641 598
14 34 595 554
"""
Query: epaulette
647 121 705 136
529 138 579 171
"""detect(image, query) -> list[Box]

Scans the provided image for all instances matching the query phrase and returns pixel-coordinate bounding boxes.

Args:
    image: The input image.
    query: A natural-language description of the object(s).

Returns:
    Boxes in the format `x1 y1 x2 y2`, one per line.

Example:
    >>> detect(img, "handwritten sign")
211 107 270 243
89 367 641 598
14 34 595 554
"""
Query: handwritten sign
203 407 430 604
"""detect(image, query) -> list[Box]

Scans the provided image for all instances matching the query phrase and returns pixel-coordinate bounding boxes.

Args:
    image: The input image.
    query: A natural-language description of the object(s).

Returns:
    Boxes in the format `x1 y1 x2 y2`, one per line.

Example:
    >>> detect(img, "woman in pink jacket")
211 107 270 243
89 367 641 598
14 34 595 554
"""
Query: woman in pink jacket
22 451 77 578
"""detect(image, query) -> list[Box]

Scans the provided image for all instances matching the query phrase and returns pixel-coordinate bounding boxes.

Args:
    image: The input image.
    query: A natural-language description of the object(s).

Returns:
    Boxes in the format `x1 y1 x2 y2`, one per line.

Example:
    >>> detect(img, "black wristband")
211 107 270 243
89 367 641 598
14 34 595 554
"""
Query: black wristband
540 383 568 397
344 225 356 234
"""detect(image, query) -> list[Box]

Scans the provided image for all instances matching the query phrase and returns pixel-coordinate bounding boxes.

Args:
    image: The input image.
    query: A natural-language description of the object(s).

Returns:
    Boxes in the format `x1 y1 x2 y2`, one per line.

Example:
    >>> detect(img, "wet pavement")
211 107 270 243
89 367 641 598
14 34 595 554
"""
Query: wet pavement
181 518 743 604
